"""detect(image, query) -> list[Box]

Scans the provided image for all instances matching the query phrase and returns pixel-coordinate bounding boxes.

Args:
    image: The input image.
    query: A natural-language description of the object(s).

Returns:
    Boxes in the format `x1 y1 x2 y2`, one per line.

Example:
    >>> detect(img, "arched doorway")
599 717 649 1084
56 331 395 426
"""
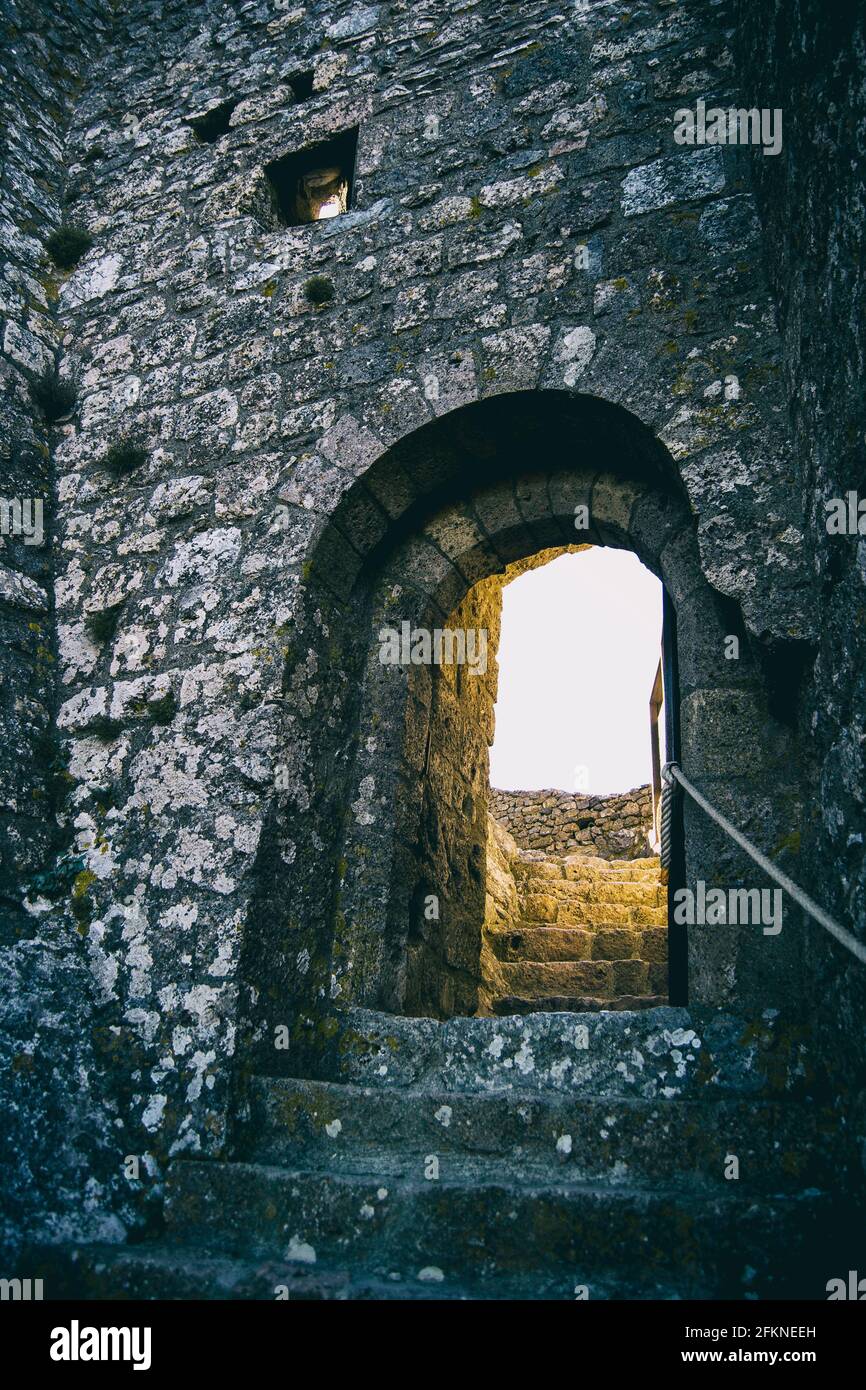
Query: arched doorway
238 391 803 1058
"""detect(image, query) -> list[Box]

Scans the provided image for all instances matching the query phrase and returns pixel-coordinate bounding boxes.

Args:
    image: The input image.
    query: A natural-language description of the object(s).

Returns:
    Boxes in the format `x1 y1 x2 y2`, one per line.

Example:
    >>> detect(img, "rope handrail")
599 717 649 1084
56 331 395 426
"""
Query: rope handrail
661 760 866 967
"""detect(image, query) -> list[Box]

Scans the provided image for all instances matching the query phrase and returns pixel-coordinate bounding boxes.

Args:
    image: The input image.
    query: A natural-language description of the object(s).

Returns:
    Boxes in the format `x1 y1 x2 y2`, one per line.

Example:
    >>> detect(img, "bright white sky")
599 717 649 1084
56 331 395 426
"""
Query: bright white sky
489 548 663 795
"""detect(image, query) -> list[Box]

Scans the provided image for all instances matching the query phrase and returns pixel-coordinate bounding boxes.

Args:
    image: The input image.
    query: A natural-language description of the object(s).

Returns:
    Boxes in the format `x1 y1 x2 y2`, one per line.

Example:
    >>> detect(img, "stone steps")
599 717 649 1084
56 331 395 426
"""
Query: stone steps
29 1007 857 1301
523 881 666 905
489 925 667 962
28 1239 721 1301
493 993 668 1015
242 1076 839 1190
518 896 667 927
520 881 665 905
497 958 662 999
514 855 662 881
286 1005 813 1100
488 843 666 1010
157 1158 844 1299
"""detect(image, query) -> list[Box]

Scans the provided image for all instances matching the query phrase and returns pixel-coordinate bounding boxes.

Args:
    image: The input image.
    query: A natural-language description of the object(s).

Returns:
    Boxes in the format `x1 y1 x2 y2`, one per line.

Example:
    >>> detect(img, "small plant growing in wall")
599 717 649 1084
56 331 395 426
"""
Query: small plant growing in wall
101 436 149 477
89 715 124 742
32 371 77 423
304 275 335 306
45 224 93 269
86 603 124 646
147 691 177 726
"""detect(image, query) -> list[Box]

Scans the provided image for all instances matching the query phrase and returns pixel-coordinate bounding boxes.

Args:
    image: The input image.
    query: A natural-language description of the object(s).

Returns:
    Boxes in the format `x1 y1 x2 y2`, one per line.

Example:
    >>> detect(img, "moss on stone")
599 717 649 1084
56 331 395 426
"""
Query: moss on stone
101 437 149 476
86 604 123 645
304 275 335 306
70 868 97 924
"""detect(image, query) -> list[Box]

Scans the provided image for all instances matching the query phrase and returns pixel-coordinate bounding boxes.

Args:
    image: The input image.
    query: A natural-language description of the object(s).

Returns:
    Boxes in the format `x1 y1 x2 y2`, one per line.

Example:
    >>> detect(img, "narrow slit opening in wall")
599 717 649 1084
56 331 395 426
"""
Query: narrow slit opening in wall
189 98 239 143
264 126 359 225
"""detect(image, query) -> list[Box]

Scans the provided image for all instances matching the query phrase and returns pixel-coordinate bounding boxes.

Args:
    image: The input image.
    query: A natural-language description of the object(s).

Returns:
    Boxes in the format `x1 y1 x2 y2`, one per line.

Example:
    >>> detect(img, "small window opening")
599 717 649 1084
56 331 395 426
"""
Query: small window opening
289 70 315 103
190 98 239 144
264 126 359 226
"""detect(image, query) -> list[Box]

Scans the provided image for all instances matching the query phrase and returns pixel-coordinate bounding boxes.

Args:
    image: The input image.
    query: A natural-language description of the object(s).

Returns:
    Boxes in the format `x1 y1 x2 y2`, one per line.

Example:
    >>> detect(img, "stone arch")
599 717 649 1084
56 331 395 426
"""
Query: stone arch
238 391 804 1065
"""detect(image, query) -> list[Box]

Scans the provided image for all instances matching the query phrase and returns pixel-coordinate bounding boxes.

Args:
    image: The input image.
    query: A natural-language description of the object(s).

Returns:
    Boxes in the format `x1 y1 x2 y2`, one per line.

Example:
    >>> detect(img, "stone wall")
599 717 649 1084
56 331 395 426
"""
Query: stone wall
0 0 112 923
401 575 503 1018
489 785 654 859
0 0 129 1264
734 0 866 1180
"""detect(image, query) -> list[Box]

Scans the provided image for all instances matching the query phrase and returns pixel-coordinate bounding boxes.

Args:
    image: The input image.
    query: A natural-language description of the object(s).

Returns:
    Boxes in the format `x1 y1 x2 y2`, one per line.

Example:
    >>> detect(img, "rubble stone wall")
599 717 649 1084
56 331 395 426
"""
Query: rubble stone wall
489 785 654 859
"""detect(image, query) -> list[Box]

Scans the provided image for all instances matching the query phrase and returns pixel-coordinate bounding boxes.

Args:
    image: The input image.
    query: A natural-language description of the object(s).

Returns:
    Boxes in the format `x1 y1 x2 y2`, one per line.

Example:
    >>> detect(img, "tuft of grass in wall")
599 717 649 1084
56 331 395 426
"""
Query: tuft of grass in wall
89 715 124 743
101 437 149 476
45 224 93 269
148 691 177 726
32 372 77 423
86 604 124 646
304 275 335 306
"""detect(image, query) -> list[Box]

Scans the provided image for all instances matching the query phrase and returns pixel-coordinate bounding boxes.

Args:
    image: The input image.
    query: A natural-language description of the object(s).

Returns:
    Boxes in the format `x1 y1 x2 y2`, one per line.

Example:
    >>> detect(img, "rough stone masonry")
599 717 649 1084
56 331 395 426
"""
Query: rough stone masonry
489 785 654 859
0 0 864 1282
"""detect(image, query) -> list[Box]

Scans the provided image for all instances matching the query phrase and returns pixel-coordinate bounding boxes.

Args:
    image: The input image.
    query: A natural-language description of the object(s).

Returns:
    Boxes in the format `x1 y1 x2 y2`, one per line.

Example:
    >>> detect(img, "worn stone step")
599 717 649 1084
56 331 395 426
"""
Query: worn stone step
558 880 664 902
492 925 668 964
493 994 669 1015
564 870 663 889
286 1005 816 1100
162 1160 844 1298
499 959 650 997
577 855 662 875
519 895 667 927
489 926 594 961
513 856 662 883
23 1239 717 1301
491 927 657 962
590 927 663 962
521 880 664 907
243 1077 840 1190
516 870 664 893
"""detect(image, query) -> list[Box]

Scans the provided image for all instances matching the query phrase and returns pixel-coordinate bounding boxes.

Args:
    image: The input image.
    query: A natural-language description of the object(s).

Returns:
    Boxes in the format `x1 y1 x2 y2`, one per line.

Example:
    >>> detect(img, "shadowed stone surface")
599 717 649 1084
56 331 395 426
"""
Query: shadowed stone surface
29 1004 859 1300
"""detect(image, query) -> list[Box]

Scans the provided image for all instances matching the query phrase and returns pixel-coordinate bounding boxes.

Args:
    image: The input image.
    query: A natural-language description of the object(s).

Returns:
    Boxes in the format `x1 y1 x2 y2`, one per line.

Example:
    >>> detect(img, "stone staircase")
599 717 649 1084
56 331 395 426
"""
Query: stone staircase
485 841 668 1015
34 1006 856 1301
